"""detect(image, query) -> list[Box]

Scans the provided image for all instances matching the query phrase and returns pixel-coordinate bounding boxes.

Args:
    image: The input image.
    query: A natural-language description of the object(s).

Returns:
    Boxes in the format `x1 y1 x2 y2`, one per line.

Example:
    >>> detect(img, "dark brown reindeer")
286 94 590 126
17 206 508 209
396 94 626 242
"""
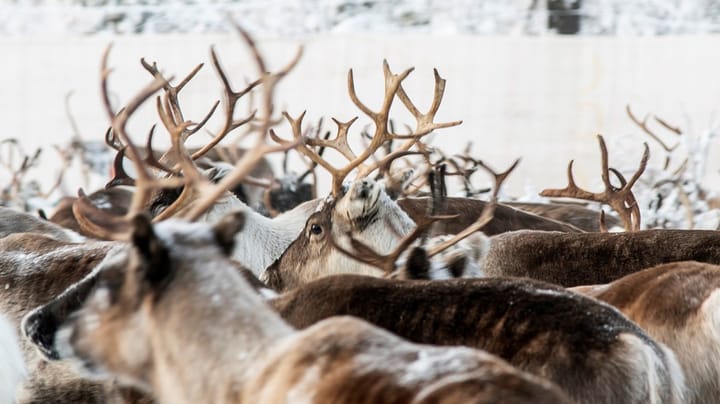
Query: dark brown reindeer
505 200 622 231
571 261 720 404
465 136 720 286
442 143 622 232
52 212 571 404
268 273 685 404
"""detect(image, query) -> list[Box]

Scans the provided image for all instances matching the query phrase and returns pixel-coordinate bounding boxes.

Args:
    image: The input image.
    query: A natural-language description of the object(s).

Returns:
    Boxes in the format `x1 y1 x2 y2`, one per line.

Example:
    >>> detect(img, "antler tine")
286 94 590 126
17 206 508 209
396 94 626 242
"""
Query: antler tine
395 68 463 137
190 46 261 161
105 148 136 188
607 168 642 232
626 105 679 152
74 45 187 240
104 127 124 152
297 129 331 184
140 58 204 125
141 124 181 176
540 135 648 232
100 44 168 187
475 158 521 197
599 210 609 232
155 94 203 182
427 158 519 257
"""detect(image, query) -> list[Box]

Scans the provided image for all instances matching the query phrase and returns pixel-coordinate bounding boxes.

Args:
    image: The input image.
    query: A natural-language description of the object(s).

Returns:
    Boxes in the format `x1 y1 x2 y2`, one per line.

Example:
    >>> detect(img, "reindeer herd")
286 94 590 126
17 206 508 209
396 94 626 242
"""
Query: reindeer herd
2 27 720 404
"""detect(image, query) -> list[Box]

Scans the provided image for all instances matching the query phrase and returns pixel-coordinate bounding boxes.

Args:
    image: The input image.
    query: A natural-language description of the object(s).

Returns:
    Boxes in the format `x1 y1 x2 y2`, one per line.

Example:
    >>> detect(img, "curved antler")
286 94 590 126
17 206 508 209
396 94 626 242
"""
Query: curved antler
540 135 649 232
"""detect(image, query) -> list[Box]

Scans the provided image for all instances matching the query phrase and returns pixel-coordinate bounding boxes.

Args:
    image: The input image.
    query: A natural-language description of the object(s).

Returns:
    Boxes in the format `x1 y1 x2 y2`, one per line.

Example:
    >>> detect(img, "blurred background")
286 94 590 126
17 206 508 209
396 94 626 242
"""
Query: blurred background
2 0 720 227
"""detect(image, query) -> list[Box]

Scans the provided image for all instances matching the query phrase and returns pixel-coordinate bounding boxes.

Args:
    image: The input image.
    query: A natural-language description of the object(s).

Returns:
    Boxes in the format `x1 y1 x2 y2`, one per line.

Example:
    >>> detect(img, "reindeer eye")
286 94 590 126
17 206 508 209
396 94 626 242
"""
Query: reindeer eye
310 224 323 236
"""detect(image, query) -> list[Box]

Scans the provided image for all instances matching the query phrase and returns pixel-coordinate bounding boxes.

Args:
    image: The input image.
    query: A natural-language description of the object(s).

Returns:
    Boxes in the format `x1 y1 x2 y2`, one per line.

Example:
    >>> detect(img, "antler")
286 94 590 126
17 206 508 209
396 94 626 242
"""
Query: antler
540 135 648 232
271 61 461 196
72 45 186 240
189 47 260 161
426 158 519 257
626 105 680 153
329 209 457 275
180 22 303 221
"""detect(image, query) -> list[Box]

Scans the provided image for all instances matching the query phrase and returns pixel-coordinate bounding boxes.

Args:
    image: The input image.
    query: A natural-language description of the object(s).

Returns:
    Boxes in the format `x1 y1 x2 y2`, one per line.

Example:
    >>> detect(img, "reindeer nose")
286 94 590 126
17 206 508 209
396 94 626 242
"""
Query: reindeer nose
357 179 373 199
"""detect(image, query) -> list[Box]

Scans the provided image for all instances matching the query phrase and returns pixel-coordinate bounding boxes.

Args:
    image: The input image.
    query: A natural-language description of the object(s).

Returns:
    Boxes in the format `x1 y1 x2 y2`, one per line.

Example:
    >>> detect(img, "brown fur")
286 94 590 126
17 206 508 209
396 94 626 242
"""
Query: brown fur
270 274 684 404
243 318 569 404
0 233 152 403
484 228 720 286
572 261 720 404
398 197 584 235
0 207 84 242
55 214 570 404
506 201 622 232
48 188 132 235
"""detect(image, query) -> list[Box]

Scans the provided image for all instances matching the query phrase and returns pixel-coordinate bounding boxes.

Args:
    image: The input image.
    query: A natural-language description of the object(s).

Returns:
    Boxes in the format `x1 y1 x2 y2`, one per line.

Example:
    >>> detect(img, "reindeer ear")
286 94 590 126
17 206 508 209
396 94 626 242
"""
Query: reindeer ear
131 214 170 285
213 211 245 256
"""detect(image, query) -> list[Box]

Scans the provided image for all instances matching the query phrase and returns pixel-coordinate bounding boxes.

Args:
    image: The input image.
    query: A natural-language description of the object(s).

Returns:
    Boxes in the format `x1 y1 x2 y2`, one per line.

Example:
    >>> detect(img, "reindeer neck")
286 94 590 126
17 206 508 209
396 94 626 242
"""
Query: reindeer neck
231 199 320 276
148 260 293 404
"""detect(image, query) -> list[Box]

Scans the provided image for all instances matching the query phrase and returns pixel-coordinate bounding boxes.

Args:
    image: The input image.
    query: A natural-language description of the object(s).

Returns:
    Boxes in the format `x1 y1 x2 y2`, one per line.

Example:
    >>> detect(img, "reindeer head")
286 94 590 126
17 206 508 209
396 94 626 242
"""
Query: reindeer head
263 177 414 291
53 212 245 387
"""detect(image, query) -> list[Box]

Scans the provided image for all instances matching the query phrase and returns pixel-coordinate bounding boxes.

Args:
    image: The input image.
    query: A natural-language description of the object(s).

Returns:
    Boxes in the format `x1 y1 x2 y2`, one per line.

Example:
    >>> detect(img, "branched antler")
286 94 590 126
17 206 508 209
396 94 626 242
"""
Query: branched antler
540 134 649 231
270 60 461 196
181 22 303 220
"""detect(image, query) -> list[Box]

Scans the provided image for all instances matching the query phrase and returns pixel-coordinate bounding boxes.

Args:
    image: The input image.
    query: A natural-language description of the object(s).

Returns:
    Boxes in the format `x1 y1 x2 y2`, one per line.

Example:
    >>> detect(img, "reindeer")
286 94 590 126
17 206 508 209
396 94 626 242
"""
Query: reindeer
0 207 86 242
52 211 571 404
570 261 720 404
267 273 686 404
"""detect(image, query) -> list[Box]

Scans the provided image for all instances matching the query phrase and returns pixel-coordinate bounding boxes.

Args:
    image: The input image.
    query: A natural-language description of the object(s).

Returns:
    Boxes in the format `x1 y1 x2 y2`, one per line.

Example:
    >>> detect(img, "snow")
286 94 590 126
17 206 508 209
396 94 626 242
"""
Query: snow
2 1 720 36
